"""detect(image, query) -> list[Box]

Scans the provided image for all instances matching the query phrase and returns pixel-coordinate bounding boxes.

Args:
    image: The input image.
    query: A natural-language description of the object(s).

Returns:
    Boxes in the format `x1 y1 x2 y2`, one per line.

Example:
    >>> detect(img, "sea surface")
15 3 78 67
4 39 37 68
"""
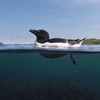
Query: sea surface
0 44 100 100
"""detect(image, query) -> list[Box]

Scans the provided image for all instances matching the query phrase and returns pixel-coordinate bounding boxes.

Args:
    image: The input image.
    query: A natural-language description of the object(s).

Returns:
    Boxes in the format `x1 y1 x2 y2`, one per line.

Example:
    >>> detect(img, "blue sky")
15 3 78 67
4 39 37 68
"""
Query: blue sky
0 0 100 43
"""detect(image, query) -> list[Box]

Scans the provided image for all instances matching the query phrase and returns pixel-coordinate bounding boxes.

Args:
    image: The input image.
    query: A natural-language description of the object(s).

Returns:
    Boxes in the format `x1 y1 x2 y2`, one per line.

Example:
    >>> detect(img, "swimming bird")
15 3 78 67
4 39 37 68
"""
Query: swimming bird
29 29 86 65
29 29 67 58
29 29 86 48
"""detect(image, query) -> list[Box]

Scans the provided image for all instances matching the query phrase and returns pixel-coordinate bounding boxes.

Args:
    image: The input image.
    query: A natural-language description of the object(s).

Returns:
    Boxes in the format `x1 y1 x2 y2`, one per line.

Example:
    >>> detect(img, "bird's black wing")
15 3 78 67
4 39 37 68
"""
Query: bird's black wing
45 38 67 43
68 39 79 41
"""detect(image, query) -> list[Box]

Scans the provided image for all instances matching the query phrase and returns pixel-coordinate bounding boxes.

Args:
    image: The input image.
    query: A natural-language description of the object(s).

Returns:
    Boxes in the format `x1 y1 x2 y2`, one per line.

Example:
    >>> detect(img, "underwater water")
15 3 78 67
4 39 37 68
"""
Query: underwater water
0 44 100 100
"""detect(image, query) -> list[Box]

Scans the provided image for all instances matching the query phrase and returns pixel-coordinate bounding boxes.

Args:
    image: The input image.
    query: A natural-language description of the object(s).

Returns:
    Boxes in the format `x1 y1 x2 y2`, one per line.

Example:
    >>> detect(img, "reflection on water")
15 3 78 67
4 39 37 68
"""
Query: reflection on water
0 44 100 99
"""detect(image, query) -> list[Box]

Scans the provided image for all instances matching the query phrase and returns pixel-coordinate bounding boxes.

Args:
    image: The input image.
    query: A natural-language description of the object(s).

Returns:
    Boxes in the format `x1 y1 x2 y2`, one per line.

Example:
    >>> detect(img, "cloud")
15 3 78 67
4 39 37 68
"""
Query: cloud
59 19 69 23
75 0 100 3
92 25 100 28
55 0 100 3
72 0 100 5
54 0 100 7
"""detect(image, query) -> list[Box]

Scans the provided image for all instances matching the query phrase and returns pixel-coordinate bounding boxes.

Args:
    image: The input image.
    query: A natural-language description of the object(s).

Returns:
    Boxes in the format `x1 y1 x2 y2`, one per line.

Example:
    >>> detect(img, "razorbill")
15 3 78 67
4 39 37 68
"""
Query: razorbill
29 29 67 58
29 29 86 48
29 29 86 65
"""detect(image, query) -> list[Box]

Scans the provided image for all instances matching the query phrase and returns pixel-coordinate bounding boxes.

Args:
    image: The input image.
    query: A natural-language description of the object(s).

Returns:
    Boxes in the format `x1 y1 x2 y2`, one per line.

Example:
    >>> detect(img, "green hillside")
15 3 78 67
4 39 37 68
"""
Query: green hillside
83 38 100 44
0 42 3 44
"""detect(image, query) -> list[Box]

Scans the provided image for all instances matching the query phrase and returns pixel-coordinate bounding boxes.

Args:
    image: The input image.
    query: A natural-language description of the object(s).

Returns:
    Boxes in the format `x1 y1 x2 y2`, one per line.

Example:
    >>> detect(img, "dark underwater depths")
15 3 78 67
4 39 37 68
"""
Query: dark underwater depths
0 53 100 100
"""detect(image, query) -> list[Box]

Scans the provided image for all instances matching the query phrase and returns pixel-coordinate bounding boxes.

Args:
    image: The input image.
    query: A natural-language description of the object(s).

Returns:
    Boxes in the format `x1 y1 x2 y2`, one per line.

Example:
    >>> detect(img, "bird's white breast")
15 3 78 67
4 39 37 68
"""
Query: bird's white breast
34 40 83 48
34 41 70 48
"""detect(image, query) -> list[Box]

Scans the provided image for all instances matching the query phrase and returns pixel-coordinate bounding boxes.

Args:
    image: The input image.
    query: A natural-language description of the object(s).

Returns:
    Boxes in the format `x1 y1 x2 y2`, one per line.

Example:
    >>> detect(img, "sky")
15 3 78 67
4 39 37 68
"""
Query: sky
0 0 100 44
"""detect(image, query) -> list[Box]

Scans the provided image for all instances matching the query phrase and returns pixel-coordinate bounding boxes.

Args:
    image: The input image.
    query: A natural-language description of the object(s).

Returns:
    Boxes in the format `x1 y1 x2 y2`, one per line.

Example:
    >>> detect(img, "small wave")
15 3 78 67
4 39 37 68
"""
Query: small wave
0 44 100 53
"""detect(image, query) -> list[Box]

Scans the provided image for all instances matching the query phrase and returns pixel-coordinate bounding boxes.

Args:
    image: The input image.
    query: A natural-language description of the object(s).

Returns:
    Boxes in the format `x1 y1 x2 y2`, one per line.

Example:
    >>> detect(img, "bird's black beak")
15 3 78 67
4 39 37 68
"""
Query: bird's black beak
29 29 40 35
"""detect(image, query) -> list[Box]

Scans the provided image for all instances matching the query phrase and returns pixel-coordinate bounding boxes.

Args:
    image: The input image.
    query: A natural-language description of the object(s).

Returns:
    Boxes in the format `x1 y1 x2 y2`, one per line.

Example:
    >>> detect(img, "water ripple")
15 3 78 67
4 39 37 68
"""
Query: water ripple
0 44 100 53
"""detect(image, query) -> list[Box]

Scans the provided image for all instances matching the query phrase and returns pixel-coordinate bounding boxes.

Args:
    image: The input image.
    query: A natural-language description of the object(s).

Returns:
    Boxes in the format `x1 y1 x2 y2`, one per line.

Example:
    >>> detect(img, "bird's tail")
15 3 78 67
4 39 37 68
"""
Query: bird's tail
82 37 87 40
78 37 87 45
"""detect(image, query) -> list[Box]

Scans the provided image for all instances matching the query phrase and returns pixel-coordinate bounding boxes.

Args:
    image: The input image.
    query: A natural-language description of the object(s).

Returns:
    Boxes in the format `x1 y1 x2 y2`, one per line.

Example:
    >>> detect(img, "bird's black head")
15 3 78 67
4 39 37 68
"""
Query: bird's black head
29 29 50 43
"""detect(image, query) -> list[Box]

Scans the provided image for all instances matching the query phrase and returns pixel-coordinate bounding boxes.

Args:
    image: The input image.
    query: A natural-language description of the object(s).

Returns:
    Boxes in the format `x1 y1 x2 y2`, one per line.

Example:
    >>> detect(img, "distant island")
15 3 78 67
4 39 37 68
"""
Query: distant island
0 42 3 44
83 38 100 44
